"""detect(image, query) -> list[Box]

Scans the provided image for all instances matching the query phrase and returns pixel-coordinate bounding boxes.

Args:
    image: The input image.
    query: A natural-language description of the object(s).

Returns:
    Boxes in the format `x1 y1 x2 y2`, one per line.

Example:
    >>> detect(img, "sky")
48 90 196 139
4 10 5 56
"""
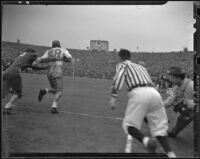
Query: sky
2 1 195 52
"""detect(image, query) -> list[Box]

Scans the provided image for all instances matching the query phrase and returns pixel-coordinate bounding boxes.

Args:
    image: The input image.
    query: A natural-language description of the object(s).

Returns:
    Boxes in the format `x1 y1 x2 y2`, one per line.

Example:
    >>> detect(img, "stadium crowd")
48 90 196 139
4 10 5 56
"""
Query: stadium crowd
2 41 194 87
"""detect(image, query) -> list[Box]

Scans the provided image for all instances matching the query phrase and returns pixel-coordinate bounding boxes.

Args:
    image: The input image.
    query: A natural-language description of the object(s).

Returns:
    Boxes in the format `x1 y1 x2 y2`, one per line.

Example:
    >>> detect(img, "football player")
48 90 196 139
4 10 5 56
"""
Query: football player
2 48 58 115
37 40 72 113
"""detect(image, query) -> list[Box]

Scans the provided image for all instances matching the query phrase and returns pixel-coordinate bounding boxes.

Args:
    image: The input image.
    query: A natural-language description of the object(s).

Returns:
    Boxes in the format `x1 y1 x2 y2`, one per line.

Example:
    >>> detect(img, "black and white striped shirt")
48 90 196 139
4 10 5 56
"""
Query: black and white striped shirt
111 60 153 98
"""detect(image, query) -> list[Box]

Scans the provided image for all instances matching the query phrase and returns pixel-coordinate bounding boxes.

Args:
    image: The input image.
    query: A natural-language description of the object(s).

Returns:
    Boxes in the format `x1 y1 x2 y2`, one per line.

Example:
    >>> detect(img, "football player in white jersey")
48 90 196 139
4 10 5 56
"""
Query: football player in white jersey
37 40 72 113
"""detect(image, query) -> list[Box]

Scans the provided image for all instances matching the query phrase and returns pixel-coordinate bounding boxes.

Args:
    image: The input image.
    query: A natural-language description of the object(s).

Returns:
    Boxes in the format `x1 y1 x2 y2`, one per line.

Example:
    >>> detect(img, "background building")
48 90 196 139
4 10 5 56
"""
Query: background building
90 40 109 52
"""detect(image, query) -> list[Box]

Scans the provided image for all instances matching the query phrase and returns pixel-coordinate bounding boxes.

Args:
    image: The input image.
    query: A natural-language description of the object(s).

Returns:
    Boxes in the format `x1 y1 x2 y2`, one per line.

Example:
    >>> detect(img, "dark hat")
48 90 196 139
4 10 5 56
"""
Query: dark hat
118 49 131 60
25 48 36 53
167 67 186 75
52 40 61 48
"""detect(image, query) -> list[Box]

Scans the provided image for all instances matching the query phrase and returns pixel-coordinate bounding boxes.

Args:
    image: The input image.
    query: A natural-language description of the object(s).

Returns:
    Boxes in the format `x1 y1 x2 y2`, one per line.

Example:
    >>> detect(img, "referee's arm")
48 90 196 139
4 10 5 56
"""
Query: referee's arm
111 63 126 98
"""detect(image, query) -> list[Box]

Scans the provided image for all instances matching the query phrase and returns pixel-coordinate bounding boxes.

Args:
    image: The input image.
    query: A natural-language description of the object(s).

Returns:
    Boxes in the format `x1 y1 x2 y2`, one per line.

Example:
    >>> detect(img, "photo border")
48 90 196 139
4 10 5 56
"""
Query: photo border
1 0 199 158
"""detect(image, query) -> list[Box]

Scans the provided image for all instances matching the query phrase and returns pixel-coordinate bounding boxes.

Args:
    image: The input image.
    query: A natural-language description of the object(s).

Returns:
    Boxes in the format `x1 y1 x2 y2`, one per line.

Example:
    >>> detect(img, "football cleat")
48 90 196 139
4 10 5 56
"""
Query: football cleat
125 135 132 153
51 108 59 114
38 89 47 102
167 151 176 158
146 138 157 153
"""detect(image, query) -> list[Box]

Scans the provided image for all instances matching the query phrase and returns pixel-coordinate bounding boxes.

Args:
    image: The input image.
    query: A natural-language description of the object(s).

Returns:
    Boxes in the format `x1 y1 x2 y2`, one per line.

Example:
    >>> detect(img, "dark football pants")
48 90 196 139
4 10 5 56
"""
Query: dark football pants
171 114 193 136
2 73 22 98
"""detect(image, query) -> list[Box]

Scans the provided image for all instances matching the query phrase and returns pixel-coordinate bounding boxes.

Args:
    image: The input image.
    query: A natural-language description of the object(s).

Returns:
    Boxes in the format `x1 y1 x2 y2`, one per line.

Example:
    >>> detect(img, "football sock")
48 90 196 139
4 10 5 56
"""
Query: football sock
156 136 172 153
125 135 133 153
52 101 57 108
127 126 144 143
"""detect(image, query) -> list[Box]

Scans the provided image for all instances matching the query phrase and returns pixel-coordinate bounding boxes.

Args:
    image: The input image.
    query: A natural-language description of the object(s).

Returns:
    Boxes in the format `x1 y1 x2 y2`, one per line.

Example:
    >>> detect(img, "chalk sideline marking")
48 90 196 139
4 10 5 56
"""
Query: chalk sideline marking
60 110 123 121
18 106 123 121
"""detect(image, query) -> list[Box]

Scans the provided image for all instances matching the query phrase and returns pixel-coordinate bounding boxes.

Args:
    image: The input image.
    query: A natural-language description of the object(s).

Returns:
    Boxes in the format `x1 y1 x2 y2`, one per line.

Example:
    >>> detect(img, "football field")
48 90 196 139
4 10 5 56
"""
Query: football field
2 74 194 157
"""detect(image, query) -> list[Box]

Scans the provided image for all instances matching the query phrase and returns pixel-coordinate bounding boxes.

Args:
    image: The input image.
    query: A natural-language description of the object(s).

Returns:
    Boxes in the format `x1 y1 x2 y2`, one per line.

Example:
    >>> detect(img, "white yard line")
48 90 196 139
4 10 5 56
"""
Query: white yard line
19 106 123 121
60 110 123 121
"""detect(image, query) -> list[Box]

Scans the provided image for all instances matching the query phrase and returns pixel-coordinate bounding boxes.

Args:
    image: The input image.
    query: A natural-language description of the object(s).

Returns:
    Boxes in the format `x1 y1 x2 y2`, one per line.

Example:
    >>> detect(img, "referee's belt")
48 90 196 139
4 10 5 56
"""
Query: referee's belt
128 84 153 92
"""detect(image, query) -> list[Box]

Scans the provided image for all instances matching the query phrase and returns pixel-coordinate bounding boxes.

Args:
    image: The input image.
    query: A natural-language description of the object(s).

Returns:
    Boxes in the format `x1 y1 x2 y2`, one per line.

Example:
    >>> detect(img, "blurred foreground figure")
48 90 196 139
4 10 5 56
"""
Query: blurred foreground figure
109 49 176 158
164 66 194 138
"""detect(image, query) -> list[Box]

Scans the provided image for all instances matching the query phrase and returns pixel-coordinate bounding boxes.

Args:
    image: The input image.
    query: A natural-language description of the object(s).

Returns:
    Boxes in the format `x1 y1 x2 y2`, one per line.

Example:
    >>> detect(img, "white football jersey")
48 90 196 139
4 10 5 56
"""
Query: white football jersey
40 47 72 77
41 47 72 66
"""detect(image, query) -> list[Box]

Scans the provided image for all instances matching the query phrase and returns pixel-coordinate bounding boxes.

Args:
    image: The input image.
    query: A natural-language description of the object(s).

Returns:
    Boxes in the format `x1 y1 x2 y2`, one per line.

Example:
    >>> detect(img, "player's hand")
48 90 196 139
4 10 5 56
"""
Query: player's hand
110 97 116 110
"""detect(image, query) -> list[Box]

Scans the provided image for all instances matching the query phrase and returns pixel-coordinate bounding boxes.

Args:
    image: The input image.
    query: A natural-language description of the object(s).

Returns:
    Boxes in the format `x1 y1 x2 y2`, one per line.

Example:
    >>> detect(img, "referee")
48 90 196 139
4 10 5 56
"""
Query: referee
109 49 176 157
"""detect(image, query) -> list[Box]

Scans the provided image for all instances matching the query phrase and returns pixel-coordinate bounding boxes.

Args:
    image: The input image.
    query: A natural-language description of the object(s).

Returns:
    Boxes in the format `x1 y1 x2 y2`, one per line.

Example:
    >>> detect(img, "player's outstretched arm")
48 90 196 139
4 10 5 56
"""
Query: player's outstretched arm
30 62 49 70
36 57 63 63
34 49 62 64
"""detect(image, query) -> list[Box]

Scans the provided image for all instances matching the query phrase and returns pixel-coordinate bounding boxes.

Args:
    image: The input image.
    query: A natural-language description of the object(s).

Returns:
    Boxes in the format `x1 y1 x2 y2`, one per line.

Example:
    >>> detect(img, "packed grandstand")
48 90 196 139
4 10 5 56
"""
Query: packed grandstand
2 41 194 82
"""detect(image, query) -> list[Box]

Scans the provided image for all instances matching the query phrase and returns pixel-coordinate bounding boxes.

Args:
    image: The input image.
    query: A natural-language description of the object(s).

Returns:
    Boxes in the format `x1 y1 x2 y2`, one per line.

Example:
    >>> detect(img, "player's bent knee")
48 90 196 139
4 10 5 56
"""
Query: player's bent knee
56 91 63 97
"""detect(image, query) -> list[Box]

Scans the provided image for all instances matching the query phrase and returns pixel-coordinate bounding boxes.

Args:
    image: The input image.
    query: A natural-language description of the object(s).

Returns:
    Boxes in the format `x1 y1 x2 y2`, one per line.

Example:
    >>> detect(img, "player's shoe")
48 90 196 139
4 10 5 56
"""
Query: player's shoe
51 108 59 114
3 108 12 115
146 138 157 153
38 89 47 102
167 151 176 158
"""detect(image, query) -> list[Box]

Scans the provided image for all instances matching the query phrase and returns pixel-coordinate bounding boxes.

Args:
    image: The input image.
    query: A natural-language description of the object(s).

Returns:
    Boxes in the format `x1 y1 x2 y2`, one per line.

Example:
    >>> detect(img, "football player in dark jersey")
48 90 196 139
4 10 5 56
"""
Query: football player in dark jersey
2 48 58 115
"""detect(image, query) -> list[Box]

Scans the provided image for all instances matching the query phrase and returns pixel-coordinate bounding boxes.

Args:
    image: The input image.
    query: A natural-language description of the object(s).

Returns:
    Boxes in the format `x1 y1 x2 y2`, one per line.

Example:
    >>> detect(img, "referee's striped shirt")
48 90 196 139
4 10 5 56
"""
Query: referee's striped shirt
111 60 153 98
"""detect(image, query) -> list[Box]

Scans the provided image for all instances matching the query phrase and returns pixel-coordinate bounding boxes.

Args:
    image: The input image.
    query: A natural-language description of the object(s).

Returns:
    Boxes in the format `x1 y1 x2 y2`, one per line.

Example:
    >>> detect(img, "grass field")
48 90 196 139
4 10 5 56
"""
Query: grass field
2 74 194 157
